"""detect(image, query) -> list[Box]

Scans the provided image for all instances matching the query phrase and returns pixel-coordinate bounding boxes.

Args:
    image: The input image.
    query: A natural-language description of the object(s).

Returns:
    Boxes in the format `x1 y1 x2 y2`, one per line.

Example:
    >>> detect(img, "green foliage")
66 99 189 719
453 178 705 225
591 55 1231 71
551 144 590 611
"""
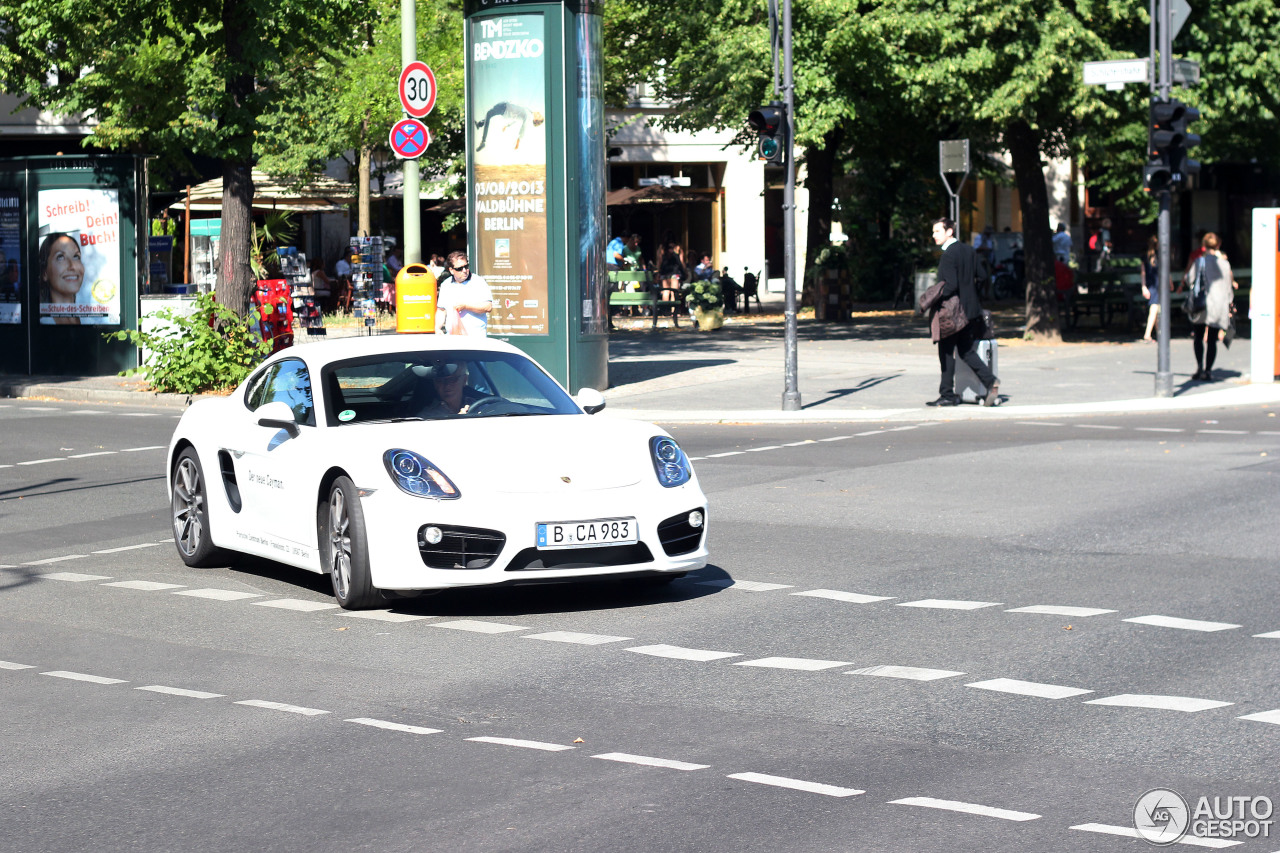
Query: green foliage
106 293 270 395
250 212 299 280
683 277 723 311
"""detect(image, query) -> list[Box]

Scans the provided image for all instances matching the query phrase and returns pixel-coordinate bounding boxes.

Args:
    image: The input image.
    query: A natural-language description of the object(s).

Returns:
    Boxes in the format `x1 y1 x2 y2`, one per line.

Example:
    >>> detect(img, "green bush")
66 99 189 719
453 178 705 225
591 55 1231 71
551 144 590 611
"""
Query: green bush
683 277 723 311
106 292 270 395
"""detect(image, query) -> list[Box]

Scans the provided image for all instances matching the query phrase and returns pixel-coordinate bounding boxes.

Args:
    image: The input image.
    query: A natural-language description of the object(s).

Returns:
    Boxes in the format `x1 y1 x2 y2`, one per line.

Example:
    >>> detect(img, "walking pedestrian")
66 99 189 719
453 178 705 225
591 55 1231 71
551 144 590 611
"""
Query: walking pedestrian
926 217 1000 407
1185 232 1236 381
436 251 493 336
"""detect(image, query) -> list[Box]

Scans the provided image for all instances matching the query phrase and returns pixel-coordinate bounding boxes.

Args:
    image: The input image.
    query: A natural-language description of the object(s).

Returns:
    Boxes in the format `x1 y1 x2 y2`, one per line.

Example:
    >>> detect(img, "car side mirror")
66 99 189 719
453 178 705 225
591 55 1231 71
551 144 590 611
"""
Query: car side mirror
256 400 300 436
575 388 606 415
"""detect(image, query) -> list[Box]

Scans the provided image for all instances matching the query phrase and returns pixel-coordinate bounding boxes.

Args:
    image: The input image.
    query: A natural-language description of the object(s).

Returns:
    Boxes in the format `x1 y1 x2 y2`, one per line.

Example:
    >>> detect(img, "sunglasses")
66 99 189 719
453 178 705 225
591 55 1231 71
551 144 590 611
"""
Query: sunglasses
452 264 469 271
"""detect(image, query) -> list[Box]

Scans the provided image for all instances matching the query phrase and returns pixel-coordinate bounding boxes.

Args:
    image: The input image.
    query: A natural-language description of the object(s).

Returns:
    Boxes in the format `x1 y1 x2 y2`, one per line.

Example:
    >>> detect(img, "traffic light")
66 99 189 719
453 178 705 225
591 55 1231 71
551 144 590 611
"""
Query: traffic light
1144 98 1201 192
748 105 787 165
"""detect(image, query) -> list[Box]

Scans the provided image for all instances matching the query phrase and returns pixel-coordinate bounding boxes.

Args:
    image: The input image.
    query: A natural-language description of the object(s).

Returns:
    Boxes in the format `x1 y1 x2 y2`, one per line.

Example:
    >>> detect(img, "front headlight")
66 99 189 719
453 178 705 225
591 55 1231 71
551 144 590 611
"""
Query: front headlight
650 436 691 488
383 449 461 499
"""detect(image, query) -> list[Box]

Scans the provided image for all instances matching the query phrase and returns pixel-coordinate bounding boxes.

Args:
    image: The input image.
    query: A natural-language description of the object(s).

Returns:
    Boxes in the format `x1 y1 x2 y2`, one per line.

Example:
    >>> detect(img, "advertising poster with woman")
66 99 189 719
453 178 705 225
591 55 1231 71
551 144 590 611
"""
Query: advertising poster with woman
470 12 549 336
0 192 20 324
37 188 122 325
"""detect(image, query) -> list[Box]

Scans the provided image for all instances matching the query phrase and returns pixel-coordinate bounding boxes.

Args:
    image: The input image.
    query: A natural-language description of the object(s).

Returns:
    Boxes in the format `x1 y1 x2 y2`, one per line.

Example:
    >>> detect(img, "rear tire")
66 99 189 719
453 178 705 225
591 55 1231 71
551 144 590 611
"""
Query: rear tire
171 448 225 568
322 476 378 609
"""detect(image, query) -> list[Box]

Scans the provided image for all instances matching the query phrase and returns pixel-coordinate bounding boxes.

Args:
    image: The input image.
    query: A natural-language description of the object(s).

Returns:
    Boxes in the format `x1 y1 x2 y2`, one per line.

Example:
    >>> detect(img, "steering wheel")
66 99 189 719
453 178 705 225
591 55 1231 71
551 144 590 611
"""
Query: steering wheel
464 395 509 415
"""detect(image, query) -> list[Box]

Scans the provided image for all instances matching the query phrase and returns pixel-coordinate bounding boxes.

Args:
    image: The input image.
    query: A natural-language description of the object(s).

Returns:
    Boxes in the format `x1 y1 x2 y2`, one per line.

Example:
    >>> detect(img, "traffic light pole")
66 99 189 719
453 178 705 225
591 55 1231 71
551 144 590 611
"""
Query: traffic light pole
781 0 800 411
1154 0 1173 397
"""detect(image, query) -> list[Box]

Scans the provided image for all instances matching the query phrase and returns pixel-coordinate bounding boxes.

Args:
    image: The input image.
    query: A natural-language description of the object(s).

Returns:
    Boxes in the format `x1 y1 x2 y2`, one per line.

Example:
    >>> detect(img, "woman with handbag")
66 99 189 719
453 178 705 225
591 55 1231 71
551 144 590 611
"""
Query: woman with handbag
1184 232 1237 381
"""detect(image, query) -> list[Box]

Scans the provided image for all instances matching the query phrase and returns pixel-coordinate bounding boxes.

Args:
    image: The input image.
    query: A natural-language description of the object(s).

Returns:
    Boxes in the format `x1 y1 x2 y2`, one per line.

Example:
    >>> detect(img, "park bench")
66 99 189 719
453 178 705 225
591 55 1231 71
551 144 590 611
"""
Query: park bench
608 270 682 328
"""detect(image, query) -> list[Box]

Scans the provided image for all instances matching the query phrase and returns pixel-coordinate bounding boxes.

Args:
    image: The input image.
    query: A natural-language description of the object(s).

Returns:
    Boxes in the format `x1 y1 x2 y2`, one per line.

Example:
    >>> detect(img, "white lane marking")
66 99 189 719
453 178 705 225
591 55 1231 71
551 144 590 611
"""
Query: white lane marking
1086 694 1233 712
1238 710 1280 725
1254 631 1280 639
17 458 66 465
0 464 10 469
897 599 1001 610
136 685 225 699
234 699 329 716
1070 823 1240 848
1134 427 1186 433
120 413 160 418
522 631 631 645
1076 424 1122 430
782 440 815 446
745 445 782 452
252 599 340 612
68 410 105 415
346 718 442 735
687 457 705 461
854 430 884 436
92 543 161 554
728 772 863 797
102 581 186 592
735 657 850 671
174 589 263 601
966 678 1093 699
338 610 434 623
68 451 116 458
706 451 744 458
1016 421 1064 426
885 425 918 432
431 619 529 633
592 752 709 771
1198 429 1248 435
626 644 741 662
1124 615 1241 632
35 567 100 576
467 736 575 752
23 407 60 412
890 796 1039 822
1258 430 1280 436
41 670 127 685
848 665 964 681
0 660 36 670
1006 605 1117 617
819 436 852 442
121 445 166 451
792 589 895 604
696 579 794 592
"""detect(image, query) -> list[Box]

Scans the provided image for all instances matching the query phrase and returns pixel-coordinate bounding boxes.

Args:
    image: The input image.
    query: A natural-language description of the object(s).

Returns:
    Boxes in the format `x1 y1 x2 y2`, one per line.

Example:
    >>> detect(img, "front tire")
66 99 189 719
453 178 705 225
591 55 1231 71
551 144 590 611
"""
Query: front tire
322 476 377 609
171 448 224 567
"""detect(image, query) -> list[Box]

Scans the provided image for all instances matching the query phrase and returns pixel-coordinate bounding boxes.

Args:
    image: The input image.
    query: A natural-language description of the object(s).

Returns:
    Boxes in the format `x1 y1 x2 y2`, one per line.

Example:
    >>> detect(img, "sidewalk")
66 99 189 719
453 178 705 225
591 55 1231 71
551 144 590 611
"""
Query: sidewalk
3 288 1277 423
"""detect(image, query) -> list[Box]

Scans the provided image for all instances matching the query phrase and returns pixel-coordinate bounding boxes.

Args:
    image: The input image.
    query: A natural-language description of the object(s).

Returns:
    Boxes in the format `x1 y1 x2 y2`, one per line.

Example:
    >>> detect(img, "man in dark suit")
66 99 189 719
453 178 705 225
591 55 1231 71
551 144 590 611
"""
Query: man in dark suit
928 217 1000 407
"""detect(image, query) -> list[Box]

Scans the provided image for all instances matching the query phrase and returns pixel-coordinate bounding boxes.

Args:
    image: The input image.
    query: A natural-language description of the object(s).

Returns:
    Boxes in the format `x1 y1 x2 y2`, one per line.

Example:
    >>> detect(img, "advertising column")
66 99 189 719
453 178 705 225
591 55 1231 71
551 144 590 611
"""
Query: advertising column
470 13 549 336
0 192 21 325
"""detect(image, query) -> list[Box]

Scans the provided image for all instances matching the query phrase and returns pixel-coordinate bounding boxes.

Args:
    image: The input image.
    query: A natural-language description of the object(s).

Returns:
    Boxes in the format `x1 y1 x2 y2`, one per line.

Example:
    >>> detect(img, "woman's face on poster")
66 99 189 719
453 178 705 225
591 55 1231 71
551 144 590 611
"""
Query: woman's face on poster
44 236 84 301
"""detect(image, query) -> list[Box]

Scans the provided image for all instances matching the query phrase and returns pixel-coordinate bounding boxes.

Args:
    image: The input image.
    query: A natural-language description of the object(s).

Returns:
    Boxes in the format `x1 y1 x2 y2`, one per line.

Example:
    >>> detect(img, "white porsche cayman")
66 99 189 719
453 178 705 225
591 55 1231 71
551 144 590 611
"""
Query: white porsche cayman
166 335 708 609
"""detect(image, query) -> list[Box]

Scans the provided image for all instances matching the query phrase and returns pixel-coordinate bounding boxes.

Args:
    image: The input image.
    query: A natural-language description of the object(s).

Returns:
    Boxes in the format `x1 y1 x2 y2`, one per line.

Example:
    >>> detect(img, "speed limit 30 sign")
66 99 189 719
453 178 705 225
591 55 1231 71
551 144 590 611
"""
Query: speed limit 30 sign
399 61 437 118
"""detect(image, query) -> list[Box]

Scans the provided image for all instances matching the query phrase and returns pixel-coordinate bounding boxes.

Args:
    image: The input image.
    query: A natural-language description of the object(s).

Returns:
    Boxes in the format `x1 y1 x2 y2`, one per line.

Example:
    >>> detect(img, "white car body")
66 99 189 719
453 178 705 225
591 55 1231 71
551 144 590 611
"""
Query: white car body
166 335 708 606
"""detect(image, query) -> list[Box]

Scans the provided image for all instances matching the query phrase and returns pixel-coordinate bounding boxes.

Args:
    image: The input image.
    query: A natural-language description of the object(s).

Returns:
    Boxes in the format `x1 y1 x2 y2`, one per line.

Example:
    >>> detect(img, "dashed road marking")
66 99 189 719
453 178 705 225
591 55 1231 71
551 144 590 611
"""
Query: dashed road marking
0 660 36 670
966 678 1093 700
1134 427 1185 433
1124 615 1241 632
34 566 100 576
1237 709 1280 725
136 685 224 699
1076 424 1122 430
898 599 1001 610
120 413 160 418
252 599 340 612
41 670 127 685
818 435 853 442
727 772 863 797
1006 605 1116 617
626 644 741 662
467 736 575 752
346 718 442 735
121 445 166 451
1086 694 1232 713
92 543 161 554
744 445 782 452
102 580 185 591
173 589 263 602
68 451 116 458
17 458 66 465
1254 630 1280 639
1071 823 1240 848
234 699 329 716
1016 421 1063 426
706 451 744 458
522 631 631 645
791 589 894 604
735 657 850 671
592 752 709 771
337 610 434 623
67 410 105 415
431 619 529 633
22 407 60 412
848 665 964 681
697 579 794 592
1198 429 1248 435
889 796 1039 822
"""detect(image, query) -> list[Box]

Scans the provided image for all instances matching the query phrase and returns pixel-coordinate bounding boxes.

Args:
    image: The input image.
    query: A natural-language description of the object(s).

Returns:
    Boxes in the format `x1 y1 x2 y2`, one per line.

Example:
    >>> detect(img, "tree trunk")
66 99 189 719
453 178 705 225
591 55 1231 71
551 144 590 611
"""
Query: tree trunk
1004 119 1061 342
802 128 841 309
358 107 372 237
217 161 256 316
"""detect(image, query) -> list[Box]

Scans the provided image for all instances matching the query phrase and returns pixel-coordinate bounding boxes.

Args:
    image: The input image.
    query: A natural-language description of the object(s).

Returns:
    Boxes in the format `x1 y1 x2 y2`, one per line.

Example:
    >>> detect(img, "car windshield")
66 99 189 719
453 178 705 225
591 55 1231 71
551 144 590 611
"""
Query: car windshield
321 350 581 426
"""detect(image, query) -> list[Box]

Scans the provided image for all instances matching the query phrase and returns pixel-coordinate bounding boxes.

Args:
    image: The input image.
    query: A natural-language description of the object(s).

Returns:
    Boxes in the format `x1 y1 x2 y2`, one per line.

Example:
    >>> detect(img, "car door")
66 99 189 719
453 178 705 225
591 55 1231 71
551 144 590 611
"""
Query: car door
235 357 318 559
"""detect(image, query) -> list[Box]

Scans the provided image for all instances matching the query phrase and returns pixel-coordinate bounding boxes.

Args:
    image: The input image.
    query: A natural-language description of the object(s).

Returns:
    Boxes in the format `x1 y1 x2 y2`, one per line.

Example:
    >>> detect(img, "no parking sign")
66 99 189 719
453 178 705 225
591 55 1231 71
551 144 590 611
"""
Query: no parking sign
389 118 431 160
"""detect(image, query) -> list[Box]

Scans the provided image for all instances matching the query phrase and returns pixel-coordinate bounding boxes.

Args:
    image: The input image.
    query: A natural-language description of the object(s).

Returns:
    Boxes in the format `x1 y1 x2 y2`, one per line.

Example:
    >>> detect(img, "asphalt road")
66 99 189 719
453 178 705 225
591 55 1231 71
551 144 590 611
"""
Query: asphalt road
3 398 1279 852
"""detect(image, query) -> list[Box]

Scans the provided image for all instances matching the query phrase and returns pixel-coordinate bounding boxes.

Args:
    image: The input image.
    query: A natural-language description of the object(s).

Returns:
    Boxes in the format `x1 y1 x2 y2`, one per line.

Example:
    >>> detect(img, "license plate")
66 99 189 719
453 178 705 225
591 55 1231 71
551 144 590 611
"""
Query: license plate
536 517 637 549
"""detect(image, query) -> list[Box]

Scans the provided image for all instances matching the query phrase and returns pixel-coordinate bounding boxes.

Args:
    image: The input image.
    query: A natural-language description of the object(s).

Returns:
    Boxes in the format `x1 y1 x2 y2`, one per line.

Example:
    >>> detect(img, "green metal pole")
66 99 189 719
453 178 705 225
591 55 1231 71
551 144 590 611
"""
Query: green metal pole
402 0 421 264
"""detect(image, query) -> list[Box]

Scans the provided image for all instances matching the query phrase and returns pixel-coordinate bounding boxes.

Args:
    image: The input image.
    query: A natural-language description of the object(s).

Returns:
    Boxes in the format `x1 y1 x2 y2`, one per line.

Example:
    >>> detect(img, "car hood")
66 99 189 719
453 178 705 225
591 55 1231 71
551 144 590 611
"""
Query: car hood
368 415 660 493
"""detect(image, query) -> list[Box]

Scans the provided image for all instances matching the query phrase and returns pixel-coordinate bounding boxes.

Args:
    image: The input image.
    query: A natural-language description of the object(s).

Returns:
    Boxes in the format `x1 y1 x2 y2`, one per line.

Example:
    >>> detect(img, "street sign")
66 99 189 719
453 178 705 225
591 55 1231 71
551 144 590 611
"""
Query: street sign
398 61 437 118
939 139 969 174
390 118 431 160
1173 59 1201 86
1083 58 1149 87
1170 0 1191 41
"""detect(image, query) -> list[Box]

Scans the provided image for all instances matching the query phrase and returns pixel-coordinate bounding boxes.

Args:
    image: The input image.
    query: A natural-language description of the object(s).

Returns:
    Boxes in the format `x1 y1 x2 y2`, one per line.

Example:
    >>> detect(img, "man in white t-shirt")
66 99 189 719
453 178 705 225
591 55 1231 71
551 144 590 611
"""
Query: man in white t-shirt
436 251 493 336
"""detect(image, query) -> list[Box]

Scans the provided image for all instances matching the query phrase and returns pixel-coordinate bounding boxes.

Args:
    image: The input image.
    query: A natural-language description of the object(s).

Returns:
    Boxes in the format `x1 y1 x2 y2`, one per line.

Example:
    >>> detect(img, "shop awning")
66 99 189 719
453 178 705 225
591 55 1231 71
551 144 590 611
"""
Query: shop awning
607 185 714 206
168 169 357 212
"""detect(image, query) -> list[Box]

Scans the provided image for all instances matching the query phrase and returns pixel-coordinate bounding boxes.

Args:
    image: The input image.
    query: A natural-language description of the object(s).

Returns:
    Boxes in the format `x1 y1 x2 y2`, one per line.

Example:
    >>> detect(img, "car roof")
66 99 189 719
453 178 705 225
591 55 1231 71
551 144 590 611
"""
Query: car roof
268 334 524 370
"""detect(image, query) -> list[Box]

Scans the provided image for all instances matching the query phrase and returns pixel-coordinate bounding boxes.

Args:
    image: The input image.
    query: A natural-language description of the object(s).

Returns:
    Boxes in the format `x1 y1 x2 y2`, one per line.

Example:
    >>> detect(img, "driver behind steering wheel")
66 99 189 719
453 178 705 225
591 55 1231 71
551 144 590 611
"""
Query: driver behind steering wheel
421 361 482 417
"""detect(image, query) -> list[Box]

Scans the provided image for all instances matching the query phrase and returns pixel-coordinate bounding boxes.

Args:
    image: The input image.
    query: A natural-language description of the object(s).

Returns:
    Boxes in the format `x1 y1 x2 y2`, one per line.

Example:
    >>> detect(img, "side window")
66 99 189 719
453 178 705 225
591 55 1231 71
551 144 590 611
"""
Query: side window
266 359 315 426
244 365 277 411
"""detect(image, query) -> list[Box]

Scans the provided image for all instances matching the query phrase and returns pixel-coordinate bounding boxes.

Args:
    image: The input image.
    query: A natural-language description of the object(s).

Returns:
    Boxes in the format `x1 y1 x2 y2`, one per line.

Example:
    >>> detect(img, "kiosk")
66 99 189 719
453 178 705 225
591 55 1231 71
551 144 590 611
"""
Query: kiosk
464 0 608 393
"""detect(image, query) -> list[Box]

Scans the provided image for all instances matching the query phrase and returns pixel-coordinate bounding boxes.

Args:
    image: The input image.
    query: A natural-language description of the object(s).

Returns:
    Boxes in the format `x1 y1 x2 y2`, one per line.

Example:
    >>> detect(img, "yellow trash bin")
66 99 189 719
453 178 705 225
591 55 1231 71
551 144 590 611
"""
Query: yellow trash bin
395 263 438 334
